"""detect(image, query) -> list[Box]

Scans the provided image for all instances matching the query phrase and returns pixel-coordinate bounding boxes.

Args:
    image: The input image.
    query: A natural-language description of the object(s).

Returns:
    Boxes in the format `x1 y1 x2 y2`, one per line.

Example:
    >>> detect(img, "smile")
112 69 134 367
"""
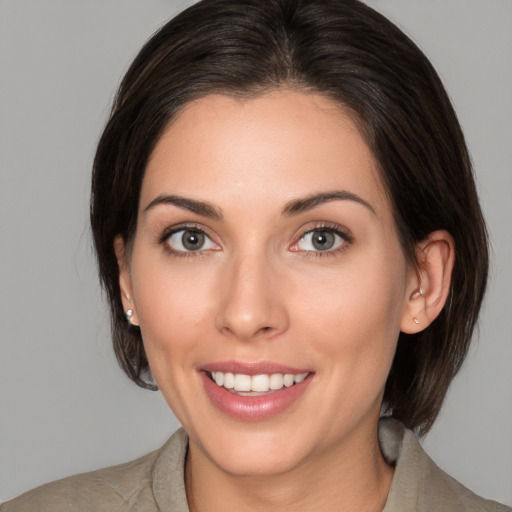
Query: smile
201 365 313 421
209 371 309 394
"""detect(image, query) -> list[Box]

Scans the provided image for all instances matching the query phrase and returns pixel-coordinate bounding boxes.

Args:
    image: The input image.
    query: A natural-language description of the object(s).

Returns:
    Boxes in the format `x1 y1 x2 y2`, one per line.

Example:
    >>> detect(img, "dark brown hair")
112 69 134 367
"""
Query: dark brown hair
91 0 488 434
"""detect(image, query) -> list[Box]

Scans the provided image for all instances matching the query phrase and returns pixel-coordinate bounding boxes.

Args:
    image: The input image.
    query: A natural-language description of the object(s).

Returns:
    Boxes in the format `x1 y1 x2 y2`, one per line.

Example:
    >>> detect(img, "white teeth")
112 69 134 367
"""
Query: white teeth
251 374 270 392
269 373 284 390
294 372 308 384
213 372 224 386
234 374 252 392
209 371 309 393
283 374 295 387
223 372 235 389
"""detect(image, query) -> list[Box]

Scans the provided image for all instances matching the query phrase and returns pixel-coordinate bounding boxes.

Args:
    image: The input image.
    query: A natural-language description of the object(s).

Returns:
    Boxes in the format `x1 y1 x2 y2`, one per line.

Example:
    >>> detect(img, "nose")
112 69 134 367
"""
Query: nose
215 252 289 342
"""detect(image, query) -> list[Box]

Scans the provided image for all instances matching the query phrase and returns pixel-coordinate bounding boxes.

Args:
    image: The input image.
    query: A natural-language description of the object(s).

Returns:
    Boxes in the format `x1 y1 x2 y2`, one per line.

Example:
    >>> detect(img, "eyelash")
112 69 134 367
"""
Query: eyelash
158 223 219 258
290 223 353 258
158 223 353 258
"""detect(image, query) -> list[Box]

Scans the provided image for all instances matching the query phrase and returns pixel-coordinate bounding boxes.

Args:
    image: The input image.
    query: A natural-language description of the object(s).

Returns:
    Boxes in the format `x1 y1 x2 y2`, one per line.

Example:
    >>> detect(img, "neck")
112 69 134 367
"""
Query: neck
185 424 394 512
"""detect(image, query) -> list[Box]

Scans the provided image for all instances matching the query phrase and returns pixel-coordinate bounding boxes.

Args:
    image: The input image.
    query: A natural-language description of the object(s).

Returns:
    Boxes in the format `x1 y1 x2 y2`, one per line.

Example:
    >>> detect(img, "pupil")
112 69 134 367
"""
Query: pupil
312 231 335 250
182 230 204 251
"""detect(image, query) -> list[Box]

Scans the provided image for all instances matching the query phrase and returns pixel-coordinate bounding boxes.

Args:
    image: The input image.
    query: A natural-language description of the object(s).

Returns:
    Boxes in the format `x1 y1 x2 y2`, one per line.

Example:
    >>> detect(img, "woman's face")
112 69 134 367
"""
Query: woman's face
120 91 416 476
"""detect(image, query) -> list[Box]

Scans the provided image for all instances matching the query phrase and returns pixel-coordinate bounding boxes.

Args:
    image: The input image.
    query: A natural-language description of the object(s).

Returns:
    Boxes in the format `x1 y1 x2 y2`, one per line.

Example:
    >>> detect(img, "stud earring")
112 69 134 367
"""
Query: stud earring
413 317 420 324
125 309 133 321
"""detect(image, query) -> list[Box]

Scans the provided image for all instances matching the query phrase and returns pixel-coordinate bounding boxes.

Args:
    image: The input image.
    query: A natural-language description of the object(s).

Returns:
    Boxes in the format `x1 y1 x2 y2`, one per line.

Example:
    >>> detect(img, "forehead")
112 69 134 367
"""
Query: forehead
141 90 389 216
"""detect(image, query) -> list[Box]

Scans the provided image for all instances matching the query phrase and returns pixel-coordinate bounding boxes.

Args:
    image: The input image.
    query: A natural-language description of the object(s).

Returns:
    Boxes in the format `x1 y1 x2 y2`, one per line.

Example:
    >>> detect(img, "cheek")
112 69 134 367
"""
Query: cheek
294 246 407 375
299 253 405 331
130 256 215 364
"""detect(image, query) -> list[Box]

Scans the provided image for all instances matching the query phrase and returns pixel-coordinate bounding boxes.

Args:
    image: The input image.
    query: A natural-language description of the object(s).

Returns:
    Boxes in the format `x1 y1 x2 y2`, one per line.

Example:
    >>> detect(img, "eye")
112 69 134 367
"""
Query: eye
293 228 348 252
165 228 219 253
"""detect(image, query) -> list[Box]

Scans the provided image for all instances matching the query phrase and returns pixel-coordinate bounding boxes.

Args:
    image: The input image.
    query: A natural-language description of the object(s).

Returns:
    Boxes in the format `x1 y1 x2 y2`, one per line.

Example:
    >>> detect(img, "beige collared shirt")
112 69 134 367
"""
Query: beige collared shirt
2 418 509 511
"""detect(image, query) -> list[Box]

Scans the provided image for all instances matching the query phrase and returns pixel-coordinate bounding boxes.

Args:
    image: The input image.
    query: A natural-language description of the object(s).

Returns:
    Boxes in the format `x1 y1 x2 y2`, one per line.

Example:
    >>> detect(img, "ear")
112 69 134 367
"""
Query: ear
401 230 455 334
114 235 139 326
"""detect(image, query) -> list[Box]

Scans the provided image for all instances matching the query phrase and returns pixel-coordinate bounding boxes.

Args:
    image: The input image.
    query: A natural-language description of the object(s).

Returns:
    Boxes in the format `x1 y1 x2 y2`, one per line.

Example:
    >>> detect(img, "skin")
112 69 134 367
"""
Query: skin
116 90 454 511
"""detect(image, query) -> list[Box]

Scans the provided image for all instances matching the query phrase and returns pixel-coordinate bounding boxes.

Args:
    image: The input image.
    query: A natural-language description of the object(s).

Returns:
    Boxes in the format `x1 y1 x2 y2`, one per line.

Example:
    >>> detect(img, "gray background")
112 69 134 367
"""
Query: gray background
1 0 511 506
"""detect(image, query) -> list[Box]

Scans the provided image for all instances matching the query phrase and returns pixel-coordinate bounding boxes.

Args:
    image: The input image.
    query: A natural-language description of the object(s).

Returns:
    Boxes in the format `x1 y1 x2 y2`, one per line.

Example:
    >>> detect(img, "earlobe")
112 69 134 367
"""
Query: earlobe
401 230 455 334
114 235 139 326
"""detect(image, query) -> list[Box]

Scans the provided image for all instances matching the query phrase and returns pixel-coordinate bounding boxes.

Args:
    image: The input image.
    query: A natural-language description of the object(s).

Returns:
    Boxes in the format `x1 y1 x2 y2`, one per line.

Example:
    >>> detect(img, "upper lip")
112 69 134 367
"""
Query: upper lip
201 360 312 376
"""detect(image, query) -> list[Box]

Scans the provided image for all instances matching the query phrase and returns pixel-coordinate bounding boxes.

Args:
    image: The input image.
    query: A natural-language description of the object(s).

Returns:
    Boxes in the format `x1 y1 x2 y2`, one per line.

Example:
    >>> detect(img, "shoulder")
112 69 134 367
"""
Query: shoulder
0 450 159 512
380 418 511 512
0 428 189 512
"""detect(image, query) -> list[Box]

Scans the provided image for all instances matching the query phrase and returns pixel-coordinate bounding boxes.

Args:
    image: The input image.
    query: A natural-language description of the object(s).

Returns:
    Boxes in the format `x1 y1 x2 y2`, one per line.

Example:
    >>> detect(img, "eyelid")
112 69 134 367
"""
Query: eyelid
158 223 221 254
289 223 353 254
159 221 211 241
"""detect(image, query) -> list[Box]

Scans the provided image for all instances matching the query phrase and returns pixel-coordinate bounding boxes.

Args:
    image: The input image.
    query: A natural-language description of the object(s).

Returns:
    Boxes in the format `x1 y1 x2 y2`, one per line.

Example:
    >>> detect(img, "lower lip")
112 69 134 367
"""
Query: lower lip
200 372 312 421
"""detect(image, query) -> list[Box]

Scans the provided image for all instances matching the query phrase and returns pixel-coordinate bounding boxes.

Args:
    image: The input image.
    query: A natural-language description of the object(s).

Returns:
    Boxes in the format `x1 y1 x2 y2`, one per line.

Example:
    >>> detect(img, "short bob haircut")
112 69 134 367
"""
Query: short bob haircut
91 0 488 434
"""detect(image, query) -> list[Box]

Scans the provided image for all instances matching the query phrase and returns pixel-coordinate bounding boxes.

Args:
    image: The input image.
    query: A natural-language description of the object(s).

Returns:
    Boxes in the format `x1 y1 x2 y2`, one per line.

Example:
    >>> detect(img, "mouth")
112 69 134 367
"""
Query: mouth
200 363 313 421
207 371 309 396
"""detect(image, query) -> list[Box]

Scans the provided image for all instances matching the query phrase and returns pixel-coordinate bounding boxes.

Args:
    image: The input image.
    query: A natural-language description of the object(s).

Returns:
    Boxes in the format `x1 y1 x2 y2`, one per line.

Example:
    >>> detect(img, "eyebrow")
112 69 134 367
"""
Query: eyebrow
143 190 375 219
282 190 376 216
143 194 223 219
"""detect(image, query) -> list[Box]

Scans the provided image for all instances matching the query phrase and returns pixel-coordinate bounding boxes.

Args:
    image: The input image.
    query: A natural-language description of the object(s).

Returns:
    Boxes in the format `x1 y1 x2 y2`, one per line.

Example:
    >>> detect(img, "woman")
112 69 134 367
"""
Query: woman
1 0 510 510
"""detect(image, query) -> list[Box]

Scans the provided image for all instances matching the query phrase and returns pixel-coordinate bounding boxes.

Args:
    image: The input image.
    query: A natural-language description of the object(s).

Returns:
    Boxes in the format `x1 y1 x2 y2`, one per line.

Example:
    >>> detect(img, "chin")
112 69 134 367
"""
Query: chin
188 420 317 478
212 446 307 478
